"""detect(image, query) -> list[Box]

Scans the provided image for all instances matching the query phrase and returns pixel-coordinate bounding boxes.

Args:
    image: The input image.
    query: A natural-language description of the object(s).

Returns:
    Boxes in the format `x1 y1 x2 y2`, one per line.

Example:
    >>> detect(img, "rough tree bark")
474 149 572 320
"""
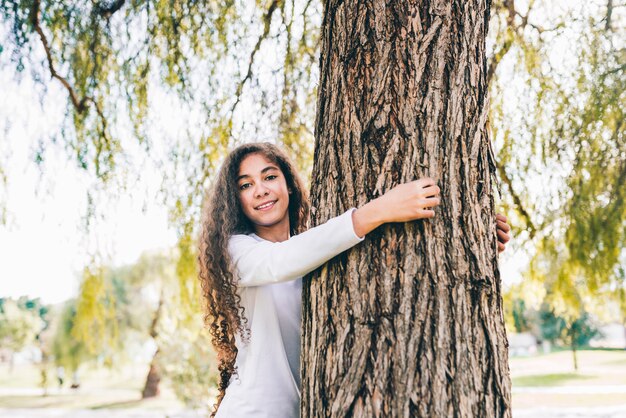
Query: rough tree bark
302 1 512 417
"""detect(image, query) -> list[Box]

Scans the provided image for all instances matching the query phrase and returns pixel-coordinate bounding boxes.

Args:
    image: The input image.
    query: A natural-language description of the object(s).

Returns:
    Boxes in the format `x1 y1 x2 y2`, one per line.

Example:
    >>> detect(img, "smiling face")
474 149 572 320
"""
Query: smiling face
237 152 291 239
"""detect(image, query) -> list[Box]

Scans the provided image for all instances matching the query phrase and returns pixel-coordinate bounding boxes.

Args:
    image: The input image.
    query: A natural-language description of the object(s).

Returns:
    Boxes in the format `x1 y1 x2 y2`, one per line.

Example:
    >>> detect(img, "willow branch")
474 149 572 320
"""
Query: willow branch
487 0 535 85
606 0 614 31
29 0 106 121
230 0 281 114
30 0 112 174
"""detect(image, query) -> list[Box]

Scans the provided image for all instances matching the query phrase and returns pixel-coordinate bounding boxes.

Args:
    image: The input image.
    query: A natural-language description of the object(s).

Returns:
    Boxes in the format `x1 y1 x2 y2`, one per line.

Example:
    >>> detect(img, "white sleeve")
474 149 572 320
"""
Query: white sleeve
228 208 365 287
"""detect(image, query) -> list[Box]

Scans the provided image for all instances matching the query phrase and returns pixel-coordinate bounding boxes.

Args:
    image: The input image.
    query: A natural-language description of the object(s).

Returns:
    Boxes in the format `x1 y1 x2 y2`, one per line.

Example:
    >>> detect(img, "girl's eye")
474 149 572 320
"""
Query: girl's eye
266 175 277 181
239 183 251 190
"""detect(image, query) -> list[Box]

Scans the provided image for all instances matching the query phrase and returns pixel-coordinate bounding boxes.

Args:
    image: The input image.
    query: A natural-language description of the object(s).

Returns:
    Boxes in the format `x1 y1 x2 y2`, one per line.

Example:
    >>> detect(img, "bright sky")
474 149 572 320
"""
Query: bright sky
0 67 177 304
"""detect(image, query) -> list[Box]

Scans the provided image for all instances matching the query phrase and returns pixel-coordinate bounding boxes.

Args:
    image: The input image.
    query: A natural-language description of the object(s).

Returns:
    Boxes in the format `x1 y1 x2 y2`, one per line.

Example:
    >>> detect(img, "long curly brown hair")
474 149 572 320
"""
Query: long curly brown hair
198 142 310 416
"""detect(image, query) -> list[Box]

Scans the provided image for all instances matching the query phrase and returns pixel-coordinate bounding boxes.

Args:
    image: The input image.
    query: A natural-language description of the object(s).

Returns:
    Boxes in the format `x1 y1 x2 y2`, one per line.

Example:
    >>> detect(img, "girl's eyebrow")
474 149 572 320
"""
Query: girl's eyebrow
236 165 279 182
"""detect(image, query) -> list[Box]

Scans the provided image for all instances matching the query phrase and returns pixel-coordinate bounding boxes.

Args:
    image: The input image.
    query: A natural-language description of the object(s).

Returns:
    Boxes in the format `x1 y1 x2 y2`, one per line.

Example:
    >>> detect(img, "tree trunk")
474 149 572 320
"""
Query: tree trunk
571 329 578 371
623 318 626 350
302 1 511 417
141 294 164 399
142 348 161 398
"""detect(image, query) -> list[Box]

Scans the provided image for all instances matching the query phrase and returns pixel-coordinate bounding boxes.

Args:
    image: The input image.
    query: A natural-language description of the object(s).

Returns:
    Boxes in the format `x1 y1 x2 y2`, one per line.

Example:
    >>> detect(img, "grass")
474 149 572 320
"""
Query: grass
512 372 595 387
510 348 626 409
1 349 626 412
0 363 188 411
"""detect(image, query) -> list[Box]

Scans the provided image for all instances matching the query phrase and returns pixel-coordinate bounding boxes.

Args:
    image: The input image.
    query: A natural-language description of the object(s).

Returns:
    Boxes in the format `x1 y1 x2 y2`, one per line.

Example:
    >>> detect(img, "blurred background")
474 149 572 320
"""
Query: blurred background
0 0 624 417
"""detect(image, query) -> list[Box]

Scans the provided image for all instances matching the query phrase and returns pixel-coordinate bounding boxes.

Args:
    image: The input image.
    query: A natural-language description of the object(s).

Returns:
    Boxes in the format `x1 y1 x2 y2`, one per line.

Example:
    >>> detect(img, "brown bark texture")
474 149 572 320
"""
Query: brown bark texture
302 1 512 417
141 350 161 399
142 296 163 399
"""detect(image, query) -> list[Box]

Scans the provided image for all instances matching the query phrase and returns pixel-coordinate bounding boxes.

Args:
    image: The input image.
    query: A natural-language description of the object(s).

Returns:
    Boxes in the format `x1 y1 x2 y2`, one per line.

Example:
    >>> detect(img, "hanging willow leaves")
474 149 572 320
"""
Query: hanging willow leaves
489 0 625 310
1 0 624 324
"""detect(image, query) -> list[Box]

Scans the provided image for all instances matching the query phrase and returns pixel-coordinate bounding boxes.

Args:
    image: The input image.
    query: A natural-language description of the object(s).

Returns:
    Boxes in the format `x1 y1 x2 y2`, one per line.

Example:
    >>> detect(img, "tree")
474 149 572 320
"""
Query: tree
0 297 45 371
52 300 94 376
538 302 566 347
511 299 531 333
302 1 511 416
70 255 166 398
538 302 599 370
68 250 210 401
489 0 626 306
566 312 599 370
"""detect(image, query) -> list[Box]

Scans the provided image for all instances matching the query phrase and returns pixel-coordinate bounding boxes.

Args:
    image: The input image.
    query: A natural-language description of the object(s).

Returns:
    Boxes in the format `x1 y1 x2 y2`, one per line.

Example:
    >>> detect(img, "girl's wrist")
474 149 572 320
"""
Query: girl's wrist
352 198 386 238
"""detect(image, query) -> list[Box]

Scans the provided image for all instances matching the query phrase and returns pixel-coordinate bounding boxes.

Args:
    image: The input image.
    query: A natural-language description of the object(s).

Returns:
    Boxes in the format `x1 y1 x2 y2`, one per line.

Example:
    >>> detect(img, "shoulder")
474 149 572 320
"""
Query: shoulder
228 234 262 257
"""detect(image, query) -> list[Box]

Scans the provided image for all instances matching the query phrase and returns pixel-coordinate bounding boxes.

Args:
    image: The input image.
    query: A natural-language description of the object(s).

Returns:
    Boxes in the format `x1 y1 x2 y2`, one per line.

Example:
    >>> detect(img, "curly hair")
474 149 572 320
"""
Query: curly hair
198 142 310 416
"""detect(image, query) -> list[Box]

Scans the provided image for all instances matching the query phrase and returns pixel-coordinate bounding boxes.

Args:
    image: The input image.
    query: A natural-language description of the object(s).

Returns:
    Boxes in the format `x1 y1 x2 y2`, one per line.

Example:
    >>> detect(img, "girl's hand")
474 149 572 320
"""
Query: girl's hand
496 213 511 253
352 178 441 237
377 178 441 223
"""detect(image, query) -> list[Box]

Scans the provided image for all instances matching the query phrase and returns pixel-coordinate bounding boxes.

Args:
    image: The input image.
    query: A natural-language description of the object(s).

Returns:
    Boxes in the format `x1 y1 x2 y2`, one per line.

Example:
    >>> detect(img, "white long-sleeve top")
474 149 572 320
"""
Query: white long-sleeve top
215 208 364 418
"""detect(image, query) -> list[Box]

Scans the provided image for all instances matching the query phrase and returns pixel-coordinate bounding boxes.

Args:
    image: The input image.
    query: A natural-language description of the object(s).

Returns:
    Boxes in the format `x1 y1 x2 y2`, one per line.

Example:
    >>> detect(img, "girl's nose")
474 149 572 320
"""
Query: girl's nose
254 183 270 197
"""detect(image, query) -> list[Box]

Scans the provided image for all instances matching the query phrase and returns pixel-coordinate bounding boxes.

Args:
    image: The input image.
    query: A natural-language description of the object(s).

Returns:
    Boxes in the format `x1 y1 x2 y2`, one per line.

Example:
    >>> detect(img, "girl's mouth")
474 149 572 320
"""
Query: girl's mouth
255 200 277 211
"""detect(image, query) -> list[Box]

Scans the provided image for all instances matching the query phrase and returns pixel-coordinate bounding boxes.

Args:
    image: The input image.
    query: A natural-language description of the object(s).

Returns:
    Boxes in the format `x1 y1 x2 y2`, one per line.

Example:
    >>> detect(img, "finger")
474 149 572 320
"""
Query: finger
422 196 441 208
420 209 436 218
497 229 510 243
496 219 511 232
498 242 506 253
417 177 436 188
496 213 507 222
422 185 440 197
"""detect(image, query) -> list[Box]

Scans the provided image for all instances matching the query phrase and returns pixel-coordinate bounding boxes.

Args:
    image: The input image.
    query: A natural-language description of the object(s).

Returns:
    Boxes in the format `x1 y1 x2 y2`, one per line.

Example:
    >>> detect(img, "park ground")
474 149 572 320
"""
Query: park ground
1 349 626 417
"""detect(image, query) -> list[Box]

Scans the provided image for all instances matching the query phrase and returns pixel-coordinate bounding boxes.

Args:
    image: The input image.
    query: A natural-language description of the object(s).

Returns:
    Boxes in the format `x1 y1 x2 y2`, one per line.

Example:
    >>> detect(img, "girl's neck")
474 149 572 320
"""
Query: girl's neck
253 217 291 243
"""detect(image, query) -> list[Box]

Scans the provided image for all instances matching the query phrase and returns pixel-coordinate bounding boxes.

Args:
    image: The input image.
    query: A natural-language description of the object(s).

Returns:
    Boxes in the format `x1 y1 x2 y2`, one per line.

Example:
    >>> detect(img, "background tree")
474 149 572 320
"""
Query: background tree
537 301 599 369
0 297 45 371
489 0 626 308
66 250 214 403
511 299 531 333
538 302 566 348
51 300 94 378
565 312 599 370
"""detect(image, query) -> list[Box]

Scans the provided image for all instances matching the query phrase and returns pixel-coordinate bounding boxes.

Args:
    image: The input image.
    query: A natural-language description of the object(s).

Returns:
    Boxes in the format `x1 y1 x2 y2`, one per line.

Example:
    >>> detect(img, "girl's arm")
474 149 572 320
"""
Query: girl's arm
228 208 364 286
229 178 441 287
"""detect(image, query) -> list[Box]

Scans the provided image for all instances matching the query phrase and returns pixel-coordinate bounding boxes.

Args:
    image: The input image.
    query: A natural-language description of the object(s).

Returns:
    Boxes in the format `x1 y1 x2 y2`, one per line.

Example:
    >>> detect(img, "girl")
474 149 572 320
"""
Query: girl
198 142 510 417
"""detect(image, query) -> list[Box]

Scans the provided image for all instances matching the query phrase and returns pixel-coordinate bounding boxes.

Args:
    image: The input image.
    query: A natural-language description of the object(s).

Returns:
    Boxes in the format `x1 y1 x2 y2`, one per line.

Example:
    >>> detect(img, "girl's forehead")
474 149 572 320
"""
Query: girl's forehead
238 153 278 174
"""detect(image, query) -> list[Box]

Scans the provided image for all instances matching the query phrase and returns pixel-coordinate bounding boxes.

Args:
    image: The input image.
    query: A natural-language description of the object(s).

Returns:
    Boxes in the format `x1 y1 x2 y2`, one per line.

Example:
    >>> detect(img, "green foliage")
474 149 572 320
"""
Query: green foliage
71 266 118 356
0 297 45 353
1 2 320 321
176 224 201 321
490 0 625 306
568 312 600 348
62 250 216 401
537 302 599 349
538 303 567 344
52 300 93 372
158 319 218 408
512 298 531 333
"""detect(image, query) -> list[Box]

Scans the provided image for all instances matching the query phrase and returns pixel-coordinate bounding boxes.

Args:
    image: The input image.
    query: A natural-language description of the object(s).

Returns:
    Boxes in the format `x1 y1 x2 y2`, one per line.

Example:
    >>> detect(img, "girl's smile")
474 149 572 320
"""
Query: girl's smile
255 200 277 210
